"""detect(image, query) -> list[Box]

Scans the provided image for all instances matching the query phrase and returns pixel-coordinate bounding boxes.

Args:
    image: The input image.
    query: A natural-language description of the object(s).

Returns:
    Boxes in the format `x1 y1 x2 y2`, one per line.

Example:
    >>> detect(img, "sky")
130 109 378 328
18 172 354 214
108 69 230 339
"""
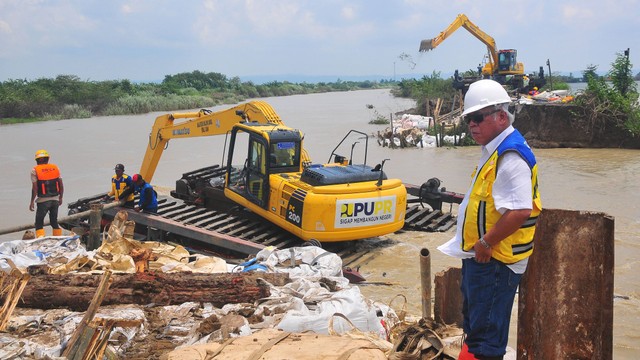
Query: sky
0 0 638 83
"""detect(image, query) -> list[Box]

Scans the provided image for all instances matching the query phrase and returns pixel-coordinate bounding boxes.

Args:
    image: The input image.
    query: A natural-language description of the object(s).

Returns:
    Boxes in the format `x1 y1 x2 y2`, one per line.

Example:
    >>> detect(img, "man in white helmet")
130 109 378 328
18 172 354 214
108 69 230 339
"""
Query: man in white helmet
438 80 542 360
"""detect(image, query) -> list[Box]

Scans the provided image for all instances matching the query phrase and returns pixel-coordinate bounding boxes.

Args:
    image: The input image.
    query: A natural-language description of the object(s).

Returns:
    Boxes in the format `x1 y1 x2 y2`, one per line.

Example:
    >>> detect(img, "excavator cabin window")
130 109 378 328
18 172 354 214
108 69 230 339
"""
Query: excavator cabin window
226 129 268 208
270 141 300 174
498 50 517 72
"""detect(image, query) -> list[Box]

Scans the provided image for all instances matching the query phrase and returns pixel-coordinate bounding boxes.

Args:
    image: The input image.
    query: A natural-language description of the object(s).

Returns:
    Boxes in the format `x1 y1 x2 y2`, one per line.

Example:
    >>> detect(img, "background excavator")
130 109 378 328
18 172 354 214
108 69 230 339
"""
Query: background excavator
137 101 407 243
419 13 546 93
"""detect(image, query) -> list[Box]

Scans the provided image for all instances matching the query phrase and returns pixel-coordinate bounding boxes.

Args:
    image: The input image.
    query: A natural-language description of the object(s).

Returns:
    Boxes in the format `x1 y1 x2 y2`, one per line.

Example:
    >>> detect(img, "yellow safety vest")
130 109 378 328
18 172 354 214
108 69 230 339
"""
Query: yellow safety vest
462 131 542 263
110 174 135 202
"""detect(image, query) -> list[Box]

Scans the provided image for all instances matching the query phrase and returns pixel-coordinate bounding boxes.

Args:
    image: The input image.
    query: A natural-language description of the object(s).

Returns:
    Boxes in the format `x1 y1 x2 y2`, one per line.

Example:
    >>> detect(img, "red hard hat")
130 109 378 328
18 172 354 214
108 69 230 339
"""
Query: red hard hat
132 174 142 182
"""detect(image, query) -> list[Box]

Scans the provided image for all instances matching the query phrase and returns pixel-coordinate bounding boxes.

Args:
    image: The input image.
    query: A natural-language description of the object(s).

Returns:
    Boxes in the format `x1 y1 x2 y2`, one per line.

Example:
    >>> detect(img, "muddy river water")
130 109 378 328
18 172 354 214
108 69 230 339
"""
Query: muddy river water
1 89 638 357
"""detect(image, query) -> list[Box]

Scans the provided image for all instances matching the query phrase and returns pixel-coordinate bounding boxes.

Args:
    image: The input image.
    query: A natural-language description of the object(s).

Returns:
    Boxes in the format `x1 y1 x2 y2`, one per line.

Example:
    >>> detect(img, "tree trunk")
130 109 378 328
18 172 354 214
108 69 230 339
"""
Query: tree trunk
13 272 289 311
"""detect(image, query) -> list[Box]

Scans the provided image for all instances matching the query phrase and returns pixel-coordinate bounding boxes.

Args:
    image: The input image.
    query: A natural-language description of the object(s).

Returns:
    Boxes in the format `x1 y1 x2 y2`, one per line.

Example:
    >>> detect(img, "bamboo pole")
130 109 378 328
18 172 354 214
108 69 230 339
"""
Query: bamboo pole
420 248 432 319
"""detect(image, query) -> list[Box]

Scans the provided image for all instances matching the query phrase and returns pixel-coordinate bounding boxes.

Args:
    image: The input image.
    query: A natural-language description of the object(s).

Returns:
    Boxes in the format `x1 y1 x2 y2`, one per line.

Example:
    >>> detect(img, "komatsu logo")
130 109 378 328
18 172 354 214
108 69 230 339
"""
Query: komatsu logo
172 128 190 136
335 196 396 228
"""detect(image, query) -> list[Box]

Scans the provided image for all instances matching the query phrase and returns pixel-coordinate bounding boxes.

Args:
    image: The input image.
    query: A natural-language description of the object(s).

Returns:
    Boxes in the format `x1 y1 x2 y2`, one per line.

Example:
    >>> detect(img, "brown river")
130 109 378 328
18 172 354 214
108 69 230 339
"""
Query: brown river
1 89 638 357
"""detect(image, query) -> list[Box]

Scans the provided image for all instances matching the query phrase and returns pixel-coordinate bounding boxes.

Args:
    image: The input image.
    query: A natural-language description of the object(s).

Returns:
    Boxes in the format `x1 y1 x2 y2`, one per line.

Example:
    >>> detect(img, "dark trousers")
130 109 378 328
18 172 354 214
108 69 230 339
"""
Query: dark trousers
141 206 158 214
461 258 522 358
35 200 60 230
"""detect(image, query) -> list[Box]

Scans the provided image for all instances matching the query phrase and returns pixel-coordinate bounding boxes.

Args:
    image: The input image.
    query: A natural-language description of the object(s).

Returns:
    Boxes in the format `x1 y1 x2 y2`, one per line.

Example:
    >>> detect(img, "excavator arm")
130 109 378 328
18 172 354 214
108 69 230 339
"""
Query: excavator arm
419 13 499 75
139 100 309 183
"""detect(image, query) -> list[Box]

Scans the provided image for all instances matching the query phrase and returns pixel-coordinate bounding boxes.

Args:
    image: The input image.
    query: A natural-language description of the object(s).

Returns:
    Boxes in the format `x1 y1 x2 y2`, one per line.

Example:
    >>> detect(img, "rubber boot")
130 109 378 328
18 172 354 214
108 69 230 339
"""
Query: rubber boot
52 228 62 236
458 343 479 360
35 229 45 238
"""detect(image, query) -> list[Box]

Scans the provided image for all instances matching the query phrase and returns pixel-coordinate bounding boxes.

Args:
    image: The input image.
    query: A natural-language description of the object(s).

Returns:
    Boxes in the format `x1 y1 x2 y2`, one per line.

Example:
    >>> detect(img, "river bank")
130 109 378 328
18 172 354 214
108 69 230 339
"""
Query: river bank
516 103 640 149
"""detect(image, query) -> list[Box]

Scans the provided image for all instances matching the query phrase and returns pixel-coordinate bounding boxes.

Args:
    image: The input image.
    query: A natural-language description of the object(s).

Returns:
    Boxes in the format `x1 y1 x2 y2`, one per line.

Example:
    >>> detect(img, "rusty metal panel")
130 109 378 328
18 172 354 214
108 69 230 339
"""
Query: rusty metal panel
433 267 463 327
518 209 614 360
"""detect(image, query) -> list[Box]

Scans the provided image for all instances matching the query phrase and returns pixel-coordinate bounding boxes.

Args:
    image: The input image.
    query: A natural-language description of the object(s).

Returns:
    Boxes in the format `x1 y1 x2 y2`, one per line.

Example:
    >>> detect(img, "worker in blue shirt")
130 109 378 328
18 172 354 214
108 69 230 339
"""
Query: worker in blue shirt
119 174 158 213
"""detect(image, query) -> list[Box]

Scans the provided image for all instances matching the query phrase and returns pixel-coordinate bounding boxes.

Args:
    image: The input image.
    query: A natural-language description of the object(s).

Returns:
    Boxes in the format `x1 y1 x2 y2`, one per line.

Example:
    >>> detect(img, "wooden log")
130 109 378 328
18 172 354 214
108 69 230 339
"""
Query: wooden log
11 272 290 311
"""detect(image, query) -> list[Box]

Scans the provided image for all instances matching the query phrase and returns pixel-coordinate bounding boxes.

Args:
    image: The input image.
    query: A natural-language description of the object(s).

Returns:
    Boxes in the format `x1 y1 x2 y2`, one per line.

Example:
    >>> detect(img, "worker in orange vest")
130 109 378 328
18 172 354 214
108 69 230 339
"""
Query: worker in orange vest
29 149 64 238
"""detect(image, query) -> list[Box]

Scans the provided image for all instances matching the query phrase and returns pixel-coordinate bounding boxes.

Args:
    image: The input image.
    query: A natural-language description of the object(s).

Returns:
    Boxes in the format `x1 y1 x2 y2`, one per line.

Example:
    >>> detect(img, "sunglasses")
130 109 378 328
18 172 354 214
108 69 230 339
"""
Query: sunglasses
464 108 501 124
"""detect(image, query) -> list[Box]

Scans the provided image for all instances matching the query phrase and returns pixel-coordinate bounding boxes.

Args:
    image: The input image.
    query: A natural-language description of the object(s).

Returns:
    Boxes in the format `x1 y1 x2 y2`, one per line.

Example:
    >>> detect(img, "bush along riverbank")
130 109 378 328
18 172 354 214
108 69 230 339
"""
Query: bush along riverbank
519 52 640 148
0 71 395 124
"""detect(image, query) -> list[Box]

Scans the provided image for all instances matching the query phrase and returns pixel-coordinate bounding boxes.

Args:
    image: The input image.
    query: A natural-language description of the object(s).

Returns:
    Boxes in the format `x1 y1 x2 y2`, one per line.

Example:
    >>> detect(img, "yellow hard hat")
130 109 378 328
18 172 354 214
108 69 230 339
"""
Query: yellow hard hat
533 87 538 90
34 149 50 160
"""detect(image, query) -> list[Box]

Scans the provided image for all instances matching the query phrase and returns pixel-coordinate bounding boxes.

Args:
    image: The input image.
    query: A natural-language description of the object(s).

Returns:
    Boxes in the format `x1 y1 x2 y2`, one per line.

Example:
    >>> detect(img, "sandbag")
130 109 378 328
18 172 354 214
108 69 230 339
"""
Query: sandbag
166 328 387 360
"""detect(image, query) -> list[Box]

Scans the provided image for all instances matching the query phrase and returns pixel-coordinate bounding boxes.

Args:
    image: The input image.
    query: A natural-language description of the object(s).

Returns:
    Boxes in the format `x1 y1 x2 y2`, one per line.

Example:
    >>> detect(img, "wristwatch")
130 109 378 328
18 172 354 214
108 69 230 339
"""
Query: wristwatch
478 237 491 249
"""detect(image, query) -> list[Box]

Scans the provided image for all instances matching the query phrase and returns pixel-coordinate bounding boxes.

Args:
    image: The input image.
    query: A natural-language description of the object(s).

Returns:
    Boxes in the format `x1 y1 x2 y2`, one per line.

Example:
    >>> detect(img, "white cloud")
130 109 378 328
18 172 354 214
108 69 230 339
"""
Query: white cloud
341 6 356 21
0 20 11 34
0 0 637 81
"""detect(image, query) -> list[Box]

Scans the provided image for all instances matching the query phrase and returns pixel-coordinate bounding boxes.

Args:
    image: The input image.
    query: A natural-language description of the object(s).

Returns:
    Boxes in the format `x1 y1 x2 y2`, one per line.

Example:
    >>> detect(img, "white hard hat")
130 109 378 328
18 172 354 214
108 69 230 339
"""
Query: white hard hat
462 79 511 116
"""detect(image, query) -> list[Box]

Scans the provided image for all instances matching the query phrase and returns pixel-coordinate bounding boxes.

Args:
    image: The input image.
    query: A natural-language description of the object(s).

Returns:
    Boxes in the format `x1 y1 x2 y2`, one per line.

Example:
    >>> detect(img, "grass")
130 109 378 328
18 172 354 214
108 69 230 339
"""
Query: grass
0 117 42 125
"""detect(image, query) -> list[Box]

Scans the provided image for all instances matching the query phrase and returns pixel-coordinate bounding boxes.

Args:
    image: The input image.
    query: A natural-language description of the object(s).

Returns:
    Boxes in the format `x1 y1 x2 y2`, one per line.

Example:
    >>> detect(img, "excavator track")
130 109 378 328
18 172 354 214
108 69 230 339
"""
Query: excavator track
64 167 459 267
65 194 396 268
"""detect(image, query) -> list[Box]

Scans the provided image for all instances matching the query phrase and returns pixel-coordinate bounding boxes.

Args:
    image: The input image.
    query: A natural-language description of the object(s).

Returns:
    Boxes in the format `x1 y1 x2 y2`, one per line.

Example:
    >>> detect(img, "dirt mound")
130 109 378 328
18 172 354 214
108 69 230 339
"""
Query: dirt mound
514 103 640 149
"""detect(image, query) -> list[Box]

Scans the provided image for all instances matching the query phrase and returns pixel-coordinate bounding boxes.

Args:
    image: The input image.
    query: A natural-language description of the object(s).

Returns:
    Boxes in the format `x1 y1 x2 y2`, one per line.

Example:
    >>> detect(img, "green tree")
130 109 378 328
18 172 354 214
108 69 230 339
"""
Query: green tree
392 71 455 111
610 50 635 96
576 53 640 135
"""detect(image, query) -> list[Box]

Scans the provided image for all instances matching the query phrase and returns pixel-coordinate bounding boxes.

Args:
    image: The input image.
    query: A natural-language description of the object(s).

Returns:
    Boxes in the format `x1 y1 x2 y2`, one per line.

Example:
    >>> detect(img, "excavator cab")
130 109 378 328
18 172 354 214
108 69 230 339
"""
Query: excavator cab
498 49 518 73
225 122 303 209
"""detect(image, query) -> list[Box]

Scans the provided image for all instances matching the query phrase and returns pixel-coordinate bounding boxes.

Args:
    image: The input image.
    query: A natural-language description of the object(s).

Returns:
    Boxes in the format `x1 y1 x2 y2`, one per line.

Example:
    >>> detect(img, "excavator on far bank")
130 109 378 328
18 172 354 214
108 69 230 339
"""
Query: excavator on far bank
135 101 407 243
419 13 546 93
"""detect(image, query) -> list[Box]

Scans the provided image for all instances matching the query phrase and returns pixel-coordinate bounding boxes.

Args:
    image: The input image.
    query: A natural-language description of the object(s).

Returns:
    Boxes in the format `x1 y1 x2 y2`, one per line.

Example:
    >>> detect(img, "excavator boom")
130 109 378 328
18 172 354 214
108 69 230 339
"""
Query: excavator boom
419 13 524 77
139 101 308 183
419 14 498 70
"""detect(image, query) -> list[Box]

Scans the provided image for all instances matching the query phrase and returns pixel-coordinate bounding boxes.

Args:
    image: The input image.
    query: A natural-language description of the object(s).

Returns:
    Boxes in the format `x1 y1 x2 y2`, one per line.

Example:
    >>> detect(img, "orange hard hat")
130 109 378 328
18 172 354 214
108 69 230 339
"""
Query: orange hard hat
34 149 50 160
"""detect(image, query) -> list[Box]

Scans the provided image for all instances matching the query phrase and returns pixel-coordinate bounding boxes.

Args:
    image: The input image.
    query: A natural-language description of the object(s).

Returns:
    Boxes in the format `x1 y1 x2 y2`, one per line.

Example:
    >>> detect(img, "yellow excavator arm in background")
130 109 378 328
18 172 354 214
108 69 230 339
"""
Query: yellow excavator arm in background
419 13 523 77
139 100 310 183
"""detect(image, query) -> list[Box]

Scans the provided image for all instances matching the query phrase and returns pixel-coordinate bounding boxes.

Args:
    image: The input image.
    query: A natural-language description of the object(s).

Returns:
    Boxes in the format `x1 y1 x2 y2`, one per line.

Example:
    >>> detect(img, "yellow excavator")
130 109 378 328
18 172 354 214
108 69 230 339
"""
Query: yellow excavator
139 101 407 243
419 13 545 92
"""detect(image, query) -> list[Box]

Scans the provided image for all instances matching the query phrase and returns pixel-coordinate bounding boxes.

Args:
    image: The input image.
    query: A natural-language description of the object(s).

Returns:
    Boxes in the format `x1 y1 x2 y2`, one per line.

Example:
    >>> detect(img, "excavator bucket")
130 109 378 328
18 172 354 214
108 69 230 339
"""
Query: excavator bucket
419 39 436 52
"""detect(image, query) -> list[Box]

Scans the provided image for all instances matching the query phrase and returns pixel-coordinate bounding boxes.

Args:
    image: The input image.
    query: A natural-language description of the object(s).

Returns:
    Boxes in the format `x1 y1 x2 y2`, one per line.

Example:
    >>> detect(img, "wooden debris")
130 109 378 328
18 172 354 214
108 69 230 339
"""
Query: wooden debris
0 268 31 331
10 272 290 311
62 270 113 359
130 247 157 273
